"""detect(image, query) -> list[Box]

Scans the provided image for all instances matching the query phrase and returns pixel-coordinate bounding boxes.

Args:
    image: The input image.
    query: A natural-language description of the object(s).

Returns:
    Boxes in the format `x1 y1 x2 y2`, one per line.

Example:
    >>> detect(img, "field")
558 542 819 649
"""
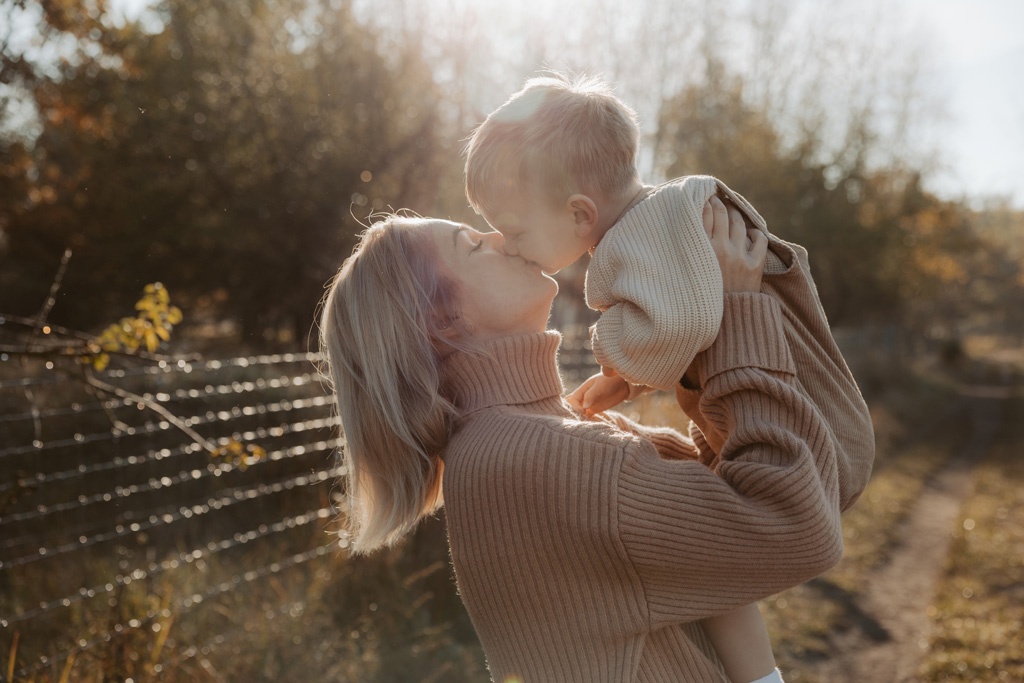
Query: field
2 346 1022 682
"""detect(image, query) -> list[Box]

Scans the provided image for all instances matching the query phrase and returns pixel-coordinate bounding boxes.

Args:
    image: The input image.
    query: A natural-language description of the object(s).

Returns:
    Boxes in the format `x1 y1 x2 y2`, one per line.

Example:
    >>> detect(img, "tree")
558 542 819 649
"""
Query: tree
654 68 1024 349
1 0 456 346
657 75 899 325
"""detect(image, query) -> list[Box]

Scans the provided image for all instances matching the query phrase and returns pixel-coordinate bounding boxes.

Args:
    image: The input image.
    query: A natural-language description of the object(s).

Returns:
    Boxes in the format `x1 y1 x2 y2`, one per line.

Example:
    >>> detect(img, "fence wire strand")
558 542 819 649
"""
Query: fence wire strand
0 352 345 682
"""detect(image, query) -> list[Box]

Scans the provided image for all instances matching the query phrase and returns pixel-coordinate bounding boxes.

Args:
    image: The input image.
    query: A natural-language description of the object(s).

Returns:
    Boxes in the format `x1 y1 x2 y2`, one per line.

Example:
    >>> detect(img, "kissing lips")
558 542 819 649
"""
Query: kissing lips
514 255 542 270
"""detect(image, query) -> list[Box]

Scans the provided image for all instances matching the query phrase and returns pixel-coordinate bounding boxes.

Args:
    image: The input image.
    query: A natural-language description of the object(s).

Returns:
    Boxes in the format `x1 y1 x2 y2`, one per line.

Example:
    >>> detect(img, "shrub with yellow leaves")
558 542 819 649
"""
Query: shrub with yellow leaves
210 439 268 470
4 279 269 468
81 283 183 371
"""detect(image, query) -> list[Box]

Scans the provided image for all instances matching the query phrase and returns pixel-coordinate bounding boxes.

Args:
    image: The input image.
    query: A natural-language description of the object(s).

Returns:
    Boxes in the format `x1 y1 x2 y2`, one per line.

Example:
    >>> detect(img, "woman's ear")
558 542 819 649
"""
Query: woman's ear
566 194 599 238
432 312 472 346
432 313 462 342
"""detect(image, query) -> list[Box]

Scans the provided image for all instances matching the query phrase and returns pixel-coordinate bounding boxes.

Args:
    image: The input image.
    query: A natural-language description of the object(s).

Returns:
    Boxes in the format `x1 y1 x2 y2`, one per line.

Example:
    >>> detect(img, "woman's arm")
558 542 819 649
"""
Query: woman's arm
615 291 844 626
614 199 847 626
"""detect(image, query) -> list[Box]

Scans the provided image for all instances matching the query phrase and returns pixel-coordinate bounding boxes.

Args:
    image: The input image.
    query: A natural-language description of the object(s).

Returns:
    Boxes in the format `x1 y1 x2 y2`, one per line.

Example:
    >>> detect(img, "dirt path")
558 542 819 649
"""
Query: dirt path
804 392 1006 682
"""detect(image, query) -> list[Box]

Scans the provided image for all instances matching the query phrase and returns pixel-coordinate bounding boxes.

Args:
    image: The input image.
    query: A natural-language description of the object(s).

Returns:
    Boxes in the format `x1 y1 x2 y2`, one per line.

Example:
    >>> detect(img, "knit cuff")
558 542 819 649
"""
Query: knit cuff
690 292 795 385
626 382 655 402
599 411 697 461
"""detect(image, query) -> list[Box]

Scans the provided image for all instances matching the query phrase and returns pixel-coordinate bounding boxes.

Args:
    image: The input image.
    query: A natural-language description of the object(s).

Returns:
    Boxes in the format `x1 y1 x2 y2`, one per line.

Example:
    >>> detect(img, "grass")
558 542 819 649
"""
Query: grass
917 398 1024 682
3 529 485 682
3 542 318 681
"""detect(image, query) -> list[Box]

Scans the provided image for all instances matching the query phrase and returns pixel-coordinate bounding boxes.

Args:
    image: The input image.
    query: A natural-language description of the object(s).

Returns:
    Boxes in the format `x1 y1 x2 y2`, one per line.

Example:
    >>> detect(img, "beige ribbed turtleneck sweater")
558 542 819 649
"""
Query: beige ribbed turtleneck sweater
441 293 871 683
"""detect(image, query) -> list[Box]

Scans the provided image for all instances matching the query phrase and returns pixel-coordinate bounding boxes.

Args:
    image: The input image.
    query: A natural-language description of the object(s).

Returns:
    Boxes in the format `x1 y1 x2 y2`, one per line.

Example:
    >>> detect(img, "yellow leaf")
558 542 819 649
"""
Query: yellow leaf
155 325 170 341
92 353 110 371
167 306 183 325
144 329 158 352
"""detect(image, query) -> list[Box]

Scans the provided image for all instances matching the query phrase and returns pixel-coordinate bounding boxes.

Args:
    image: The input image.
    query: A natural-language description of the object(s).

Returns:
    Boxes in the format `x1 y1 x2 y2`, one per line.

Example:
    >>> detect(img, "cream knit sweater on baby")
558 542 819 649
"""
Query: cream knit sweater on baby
587 175 776 391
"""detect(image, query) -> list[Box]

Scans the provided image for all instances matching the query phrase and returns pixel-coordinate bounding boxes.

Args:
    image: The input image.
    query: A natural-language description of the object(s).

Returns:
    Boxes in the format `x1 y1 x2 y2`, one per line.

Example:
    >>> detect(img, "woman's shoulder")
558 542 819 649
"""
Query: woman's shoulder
445 406 643 466
470 405 642 444
442 407 650 514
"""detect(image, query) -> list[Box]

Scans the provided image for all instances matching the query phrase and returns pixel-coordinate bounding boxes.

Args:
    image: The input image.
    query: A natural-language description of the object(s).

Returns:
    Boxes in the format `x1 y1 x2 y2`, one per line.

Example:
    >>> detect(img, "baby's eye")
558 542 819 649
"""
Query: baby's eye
471 239 483 252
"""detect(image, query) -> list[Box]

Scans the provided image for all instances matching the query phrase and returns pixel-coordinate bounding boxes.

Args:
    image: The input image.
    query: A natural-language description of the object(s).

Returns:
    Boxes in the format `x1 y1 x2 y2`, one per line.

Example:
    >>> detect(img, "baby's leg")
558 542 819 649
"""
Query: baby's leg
700 603 782 683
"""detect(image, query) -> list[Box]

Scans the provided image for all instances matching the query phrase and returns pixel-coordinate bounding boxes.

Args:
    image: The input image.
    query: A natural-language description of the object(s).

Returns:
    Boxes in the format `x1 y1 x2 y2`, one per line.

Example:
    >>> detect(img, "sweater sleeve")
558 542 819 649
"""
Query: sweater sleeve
615 292 845 628
772 239 875 512
598 411 700 462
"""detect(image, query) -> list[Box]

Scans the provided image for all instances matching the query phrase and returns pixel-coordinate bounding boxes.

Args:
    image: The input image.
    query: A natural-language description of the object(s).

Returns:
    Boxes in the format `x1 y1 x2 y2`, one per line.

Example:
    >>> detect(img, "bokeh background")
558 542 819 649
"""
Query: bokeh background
1 0 1022 681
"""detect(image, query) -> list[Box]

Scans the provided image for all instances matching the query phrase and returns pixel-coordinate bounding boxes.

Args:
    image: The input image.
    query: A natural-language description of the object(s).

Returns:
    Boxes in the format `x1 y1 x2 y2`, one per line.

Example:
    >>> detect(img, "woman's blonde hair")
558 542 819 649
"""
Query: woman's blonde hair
319 215 474 554
464 71 641 215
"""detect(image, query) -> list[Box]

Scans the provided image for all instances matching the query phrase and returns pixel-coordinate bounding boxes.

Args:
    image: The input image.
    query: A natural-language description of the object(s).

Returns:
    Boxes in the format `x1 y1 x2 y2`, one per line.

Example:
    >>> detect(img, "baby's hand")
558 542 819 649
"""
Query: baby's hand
567 369 630 418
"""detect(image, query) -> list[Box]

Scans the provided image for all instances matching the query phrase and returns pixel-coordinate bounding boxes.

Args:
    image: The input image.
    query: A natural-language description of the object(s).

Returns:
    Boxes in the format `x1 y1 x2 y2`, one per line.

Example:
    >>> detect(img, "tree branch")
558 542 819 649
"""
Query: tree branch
82 371 219 453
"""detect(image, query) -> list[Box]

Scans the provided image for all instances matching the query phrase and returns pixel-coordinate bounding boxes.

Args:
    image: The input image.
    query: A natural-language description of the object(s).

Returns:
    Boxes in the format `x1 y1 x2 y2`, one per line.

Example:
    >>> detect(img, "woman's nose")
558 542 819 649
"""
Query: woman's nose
484 231 510 253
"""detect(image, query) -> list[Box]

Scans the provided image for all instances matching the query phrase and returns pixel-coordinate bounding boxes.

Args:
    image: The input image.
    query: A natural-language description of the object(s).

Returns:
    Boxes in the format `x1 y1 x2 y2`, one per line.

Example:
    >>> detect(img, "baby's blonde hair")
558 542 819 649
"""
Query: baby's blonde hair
464 72 641 215
319 215 475 554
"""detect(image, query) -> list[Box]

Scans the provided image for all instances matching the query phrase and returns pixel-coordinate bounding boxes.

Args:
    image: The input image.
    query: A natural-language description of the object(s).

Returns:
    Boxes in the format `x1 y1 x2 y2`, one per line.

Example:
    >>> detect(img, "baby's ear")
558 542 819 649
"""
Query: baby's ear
566 194 598 237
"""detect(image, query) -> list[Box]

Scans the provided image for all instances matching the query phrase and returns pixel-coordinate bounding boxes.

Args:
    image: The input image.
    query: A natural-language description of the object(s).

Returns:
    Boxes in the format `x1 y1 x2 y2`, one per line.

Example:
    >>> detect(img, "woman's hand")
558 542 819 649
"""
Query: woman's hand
703 196 768 293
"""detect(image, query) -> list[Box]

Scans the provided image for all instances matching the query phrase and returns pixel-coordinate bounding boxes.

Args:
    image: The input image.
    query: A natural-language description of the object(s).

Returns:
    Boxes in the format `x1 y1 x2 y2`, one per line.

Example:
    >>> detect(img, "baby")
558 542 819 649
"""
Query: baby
464 72 875 683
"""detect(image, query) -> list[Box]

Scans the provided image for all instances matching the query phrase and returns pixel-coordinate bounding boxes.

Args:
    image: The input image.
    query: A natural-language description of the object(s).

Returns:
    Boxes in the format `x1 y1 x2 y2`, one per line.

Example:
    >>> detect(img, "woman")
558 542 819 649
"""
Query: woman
319 202 857 682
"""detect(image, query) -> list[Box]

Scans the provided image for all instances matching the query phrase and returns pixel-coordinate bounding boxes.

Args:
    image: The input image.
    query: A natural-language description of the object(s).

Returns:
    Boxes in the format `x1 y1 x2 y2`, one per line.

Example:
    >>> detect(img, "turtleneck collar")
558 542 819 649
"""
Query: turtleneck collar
440 331 566 416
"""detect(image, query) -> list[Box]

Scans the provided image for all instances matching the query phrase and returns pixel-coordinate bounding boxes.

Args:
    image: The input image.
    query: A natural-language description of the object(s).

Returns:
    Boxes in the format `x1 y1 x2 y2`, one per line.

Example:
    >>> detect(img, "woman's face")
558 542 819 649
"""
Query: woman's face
427 220 558 341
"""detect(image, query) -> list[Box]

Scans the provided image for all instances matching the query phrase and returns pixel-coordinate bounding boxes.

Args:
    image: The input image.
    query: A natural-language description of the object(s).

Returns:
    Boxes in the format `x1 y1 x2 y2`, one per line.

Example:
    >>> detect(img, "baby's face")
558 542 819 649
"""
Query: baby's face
478 193 590 275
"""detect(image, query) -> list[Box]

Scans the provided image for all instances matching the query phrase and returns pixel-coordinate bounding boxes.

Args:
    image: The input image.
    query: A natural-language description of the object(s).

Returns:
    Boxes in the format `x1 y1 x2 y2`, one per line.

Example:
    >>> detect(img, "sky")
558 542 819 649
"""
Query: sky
899 0 1024 208
63 0 1024 210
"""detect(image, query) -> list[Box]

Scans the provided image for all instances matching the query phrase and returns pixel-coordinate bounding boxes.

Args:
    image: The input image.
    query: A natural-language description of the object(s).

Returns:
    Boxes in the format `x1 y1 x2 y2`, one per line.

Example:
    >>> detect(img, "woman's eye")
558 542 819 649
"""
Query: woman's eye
471 239 483 253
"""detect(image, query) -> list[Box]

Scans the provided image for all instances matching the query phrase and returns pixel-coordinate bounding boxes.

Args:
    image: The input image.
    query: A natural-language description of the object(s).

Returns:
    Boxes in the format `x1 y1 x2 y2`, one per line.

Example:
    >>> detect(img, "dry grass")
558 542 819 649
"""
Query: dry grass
3 522 486 682
917 399 1024 682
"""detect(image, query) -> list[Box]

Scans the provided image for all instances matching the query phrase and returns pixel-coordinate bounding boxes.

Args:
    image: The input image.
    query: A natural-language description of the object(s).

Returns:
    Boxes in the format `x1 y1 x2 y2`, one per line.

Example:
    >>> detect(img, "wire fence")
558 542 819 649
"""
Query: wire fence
0 348 346 680
0 330 599 681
